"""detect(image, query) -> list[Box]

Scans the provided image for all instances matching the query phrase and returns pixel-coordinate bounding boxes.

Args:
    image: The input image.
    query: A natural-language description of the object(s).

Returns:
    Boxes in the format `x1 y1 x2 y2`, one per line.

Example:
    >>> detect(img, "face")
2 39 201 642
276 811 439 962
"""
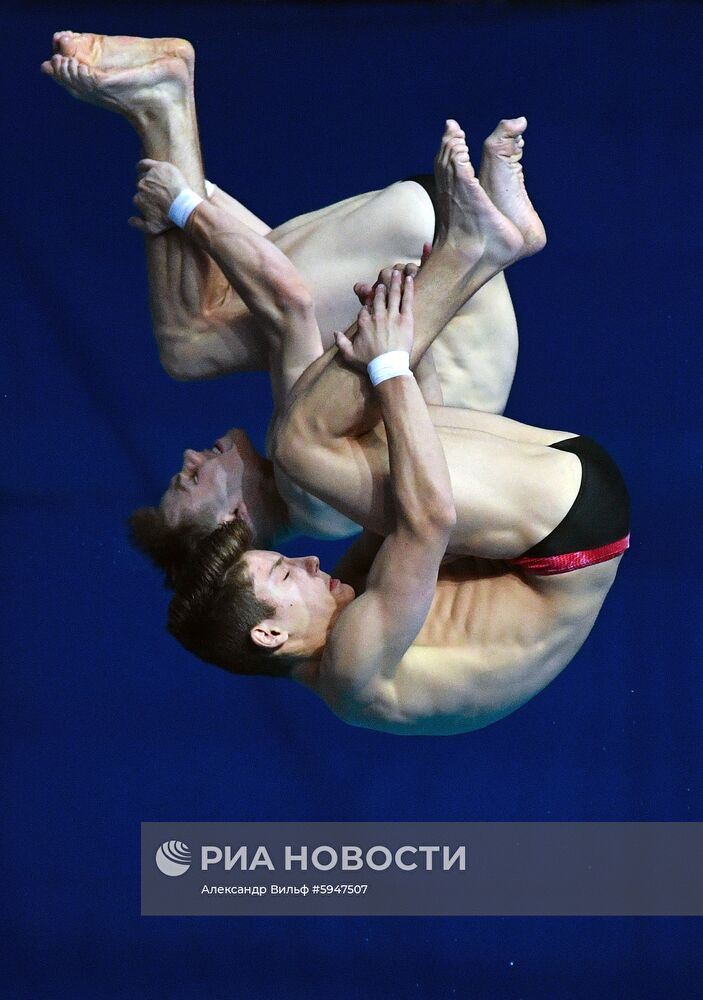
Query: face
242 549 356 654
159 429 261 530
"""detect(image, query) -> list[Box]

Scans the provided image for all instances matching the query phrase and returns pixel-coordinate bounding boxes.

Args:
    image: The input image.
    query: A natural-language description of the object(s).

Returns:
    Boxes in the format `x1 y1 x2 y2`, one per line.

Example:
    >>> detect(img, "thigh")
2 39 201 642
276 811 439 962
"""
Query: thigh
428 272 519 414
271 186 520 417
269 182 434 350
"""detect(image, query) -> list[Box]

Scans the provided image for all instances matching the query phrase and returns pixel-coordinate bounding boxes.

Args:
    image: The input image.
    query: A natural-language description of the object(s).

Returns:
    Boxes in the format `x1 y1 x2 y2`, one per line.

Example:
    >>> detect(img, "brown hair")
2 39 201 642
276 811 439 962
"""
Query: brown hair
128 505 215 590
166 518 299 678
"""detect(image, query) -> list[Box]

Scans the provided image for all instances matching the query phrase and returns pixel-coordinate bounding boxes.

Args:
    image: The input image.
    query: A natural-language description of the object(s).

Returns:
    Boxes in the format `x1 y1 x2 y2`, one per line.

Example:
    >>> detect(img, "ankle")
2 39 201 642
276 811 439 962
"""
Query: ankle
131 97 193 142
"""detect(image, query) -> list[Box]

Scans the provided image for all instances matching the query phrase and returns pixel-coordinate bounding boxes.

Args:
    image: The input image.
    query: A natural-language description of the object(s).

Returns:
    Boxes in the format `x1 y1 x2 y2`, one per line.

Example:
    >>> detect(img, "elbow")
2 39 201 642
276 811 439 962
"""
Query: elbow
426 498 457 535
159 331 229 381
286 280 315 315
159 342 200 381
159 340 218 381
403 495 456 539
274 277 315 321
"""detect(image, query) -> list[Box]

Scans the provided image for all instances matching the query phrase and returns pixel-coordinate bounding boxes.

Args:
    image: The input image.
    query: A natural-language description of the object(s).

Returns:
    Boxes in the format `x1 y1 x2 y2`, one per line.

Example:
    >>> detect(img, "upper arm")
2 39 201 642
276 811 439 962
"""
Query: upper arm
331 530 383 592
319 517 450 716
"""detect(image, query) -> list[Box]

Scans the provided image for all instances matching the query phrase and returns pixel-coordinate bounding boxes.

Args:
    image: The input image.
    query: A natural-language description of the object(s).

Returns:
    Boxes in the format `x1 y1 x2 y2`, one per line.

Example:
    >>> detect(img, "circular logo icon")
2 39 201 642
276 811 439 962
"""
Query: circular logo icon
155 840 192 877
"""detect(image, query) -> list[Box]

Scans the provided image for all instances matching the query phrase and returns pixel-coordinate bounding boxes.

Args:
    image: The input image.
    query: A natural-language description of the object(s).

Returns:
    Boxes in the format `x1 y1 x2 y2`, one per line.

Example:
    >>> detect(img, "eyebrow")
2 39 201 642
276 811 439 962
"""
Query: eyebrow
269 556 284 578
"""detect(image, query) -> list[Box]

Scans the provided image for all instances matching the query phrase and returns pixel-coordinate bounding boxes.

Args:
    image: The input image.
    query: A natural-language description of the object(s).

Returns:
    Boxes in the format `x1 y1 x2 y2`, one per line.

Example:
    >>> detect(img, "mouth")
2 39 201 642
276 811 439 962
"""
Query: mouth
329 577 340 592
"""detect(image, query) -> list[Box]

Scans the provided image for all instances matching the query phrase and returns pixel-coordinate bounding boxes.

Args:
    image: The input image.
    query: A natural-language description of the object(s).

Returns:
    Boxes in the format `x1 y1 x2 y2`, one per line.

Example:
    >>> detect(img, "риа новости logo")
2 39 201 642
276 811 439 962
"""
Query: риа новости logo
155 841 191 876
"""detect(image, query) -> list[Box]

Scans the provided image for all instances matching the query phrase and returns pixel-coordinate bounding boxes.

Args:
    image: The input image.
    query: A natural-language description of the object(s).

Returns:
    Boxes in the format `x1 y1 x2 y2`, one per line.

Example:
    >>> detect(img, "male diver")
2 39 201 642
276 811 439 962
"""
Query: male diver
41 31 537 584
131 123 630 735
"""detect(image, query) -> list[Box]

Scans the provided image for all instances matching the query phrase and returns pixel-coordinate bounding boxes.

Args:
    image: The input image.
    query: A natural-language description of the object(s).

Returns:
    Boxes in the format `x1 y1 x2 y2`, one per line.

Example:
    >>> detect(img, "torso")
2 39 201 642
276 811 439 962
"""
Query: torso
319 555 624 735
273 457 362 540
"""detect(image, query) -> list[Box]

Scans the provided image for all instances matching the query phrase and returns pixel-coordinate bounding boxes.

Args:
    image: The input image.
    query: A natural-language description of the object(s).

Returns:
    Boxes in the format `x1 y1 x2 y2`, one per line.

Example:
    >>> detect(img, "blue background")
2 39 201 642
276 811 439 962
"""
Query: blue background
3 2 702 996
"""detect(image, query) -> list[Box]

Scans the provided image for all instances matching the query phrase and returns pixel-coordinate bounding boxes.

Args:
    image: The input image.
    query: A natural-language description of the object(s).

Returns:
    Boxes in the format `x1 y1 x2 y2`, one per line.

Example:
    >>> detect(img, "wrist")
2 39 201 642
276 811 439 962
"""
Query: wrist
168 188 204 230
367 350 413 387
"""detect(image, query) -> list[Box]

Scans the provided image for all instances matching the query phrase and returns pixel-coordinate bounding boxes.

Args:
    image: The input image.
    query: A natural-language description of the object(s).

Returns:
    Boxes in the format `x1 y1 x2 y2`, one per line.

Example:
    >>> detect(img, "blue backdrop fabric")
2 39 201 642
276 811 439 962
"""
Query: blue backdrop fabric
3 2 702 997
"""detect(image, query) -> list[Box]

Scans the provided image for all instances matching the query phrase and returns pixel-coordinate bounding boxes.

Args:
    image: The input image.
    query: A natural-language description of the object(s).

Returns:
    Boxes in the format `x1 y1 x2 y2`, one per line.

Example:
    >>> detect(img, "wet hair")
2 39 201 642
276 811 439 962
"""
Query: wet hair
166 518 300 678
128 505 217 590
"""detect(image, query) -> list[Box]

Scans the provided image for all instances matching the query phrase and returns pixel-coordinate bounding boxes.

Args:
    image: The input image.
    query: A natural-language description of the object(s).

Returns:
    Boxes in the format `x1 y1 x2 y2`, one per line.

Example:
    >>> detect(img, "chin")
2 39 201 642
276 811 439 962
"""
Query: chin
336 582 356 605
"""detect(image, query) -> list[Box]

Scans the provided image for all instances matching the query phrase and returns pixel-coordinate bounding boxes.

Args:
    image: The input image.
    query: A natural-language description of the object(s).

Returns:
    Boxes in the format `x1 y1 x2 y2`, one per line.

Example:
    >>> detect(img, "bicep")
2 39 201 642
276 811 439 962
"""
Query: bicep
321 524 445 704
275 428 392 539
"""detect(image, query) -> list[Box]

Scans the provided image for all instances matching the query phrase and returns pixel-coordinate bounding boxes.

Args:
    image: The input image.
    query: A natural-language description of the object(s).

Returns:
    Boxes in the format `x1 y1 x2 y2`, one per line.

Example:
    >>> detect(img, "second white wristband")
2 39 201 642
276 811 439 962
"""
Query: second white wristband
168 188 204 229
367 350 413 387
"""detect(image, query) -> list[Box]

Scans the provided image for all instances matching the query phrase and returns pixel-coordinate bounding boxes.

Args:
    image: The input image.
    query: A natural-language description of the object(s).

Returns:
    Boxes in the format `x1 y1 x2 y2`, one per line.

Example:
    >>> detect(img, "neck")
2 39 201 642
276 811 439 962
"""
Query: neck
289 657 321 690
249 459 293 546
287 603 346 685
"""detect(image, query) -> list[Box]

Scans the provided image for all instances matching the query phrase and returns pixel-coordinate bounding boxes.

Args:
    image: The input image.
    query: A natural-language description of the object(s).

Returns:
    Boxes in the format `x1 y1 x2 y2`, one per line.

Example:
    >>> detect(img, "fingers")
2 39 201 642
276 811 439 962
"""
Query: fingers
400 273 414 316
376 266 393 288
353 281 373 305
127 216 147 232
373 262 418 292
137 158 161 173
334 330 355 363
373 279 388 316
386 269 402 315
356 303 371 330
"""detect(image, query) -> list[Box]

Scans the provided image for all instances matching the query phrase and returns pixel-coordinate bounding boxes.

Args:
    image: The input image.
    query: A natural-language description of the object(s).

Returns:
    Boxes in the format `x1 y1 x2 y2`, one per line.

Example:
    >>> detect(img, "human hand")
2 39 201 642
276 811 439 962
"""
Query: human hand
128 159 190 234
335 269 414 371
352 244 430 306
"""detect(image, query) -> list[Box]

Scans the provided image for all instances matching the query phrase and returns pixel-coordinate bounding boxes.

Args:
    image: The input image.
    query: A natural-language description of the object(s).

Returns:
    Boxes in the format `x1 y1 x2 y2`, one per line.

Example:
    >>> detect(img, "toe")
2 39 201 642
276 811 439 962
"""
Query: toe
499 116 527 136
54 31 76 57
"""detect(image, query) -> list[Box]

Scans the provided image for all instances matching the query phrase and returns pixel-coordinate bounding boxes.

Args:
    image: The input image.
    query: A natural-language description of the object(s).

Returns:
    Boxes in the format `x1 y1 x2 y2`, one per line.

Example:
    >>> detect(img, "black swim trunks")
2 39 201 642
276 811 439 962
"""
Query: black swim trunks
509 436 631 575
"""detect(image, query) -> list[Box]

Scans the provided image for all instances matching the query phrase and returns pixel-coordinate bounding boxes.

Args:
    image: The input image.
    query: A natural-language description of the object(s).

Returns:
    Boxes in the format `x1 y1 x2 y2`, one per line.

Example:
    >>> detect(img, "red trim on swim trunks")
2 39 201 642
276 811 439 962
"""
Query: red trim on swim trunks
509 534 630 576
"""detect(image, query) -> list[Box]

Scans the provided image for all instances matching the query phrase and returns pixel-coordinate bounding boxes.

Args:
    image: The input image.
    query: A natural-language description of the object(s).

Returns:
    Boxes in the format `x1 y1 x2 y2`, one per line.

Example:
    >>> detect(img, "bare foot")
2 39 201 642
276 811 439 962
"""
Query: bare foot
479 117 546 256
49 31 193 78
433 120 523 268
40 52 190 120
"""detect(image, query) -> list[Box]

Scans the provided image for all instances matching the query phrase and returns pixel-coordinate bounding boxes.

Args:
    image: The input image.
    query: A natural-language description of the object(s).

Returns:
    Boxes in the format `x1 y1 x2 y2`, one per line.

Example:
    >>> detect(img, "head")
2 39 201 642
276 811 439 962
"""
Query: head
167 519 355 677
129 428 281 588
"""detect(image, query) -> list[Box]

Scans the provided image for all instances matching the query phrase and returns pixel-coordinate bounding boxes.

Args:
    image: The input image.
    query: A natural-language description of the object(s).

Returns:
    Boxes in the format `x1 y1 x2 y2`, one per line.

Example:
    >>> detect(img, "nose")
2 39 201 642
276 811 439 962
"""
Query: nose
182 448 204 470
303 556 320 575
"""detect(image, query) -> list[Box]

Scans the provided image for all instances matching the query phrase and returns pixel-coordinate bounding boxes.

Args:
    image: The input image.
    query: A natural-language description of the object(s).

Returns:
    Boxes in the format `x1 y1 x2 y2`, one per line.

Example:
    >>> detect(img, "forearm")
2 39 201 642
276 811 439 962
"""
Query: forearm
185 200 312 340
374 375 455 532
279 240 498 449
209 186 271 236
144 225 269 379
319 377 455 709
131 103 268 377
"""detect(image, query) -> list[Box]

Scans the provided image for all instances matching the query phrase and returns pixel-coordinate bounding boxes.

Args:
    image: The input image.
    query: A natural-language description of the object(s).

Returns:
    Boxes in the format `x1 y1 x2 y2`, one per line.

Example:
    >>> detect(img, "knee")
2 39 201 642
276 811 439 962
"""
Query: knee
394 180 435 250
159 342 199 381
371 181 435 258
159 337 218 381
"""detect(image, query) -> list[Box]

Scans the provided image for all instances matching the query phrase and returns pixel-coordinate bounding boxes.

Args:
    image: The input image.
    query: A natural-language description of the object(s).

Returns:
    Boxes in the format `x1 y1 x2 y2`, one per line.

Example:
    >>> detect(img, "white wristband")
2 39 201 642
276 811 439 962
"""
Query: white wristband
168 188 204 229
367 350 413 387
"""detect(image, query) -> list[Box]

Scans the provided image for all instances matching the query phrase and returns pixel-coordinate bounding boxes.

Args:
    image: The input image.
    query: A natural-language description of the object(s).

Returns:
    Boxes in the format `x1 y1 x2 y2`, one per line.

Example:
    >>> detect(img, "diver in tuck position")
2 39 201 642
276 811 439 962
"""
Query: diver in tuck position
130 117 630 735
42 31 538 586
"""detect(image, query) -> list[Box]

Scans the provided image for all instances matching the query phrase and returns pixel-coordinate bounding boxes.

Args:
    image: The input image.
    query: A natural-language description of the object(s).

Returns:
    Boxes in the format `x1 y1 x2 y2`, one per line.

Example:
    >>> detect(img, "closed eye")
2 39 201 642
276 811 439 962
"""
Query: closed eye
283 572 290 581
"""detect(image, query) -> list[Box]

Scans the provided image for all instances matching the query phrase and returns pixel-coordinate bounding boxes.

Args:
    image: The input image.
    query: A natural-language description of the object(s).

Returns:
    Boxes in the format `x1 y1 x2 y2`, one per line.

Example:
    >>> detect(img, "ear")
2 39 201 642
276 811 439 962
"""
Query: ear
250 621 288 651
220 501 250 528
